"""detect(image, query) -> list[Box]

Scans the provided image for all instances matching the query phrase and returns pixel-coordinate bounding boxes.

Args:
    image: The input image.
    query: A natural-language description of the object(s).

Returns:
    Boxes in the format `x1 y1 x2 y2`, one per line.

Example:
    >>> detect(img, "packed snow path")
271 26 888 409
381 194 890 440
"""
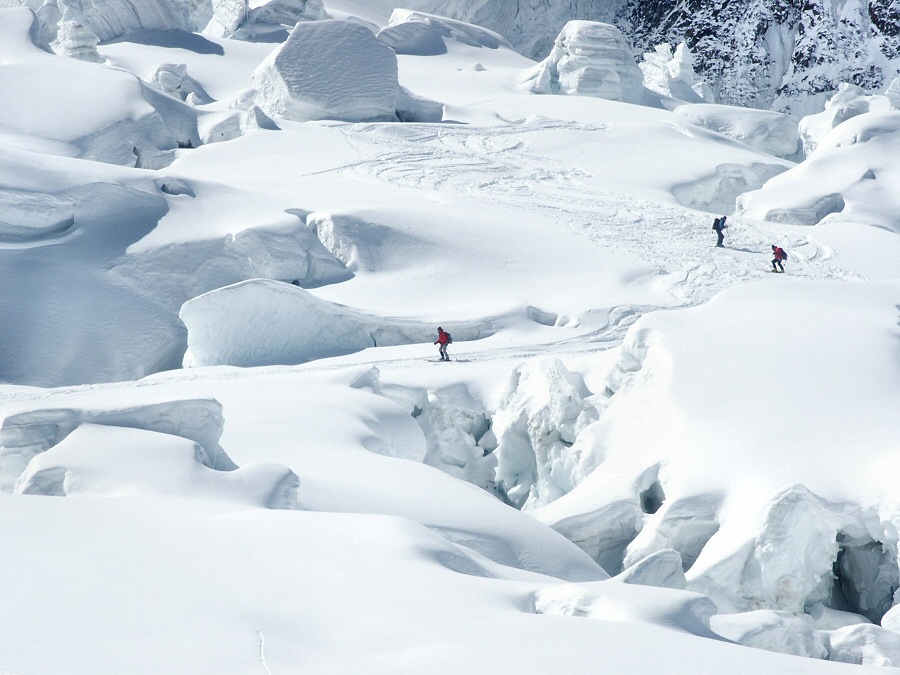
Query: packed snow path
338 119 864 311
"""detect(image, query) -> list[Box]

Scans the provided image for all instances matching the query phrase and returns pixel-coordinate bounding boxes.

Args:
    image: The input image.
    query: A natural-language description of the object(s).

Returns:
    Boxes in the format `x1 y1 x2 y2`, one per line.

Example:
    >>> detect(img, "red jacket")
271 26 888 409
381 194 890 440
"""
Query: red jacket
436 329 450 345
773 247 786 260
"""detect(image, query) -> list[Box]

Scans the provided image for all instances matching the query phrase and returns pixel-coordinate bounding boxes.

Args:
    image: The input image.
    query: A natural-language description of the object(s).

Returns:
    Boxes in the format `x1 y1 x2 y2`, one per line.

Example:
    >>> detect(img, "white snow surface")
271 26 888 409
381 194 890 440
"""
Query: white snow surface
737 109 900 236
1 2 900 672
251 19 399 122
523 20 646 104
674 103 802 160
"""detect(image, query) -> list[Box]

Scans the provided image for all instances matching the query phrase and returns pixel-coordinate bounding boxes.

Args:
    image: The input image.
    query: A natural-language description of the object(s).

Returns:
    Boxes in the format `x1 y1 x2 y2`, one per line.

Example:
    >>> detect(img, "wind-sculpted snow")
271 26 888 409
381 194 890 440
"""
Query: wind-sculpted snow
0 182 188 387
0 4 52 53
523 21 646 104
2 3 900 669
251 20 399 123
711 610 830 659
0 189 76 244
180 279 493 367
376 9 509 56
674 104 802 160
245 0 327 28
0 9 198 167
0 398 235 491
533 577 719 638
198 105 280 143
799 83 894 156
828 624 900 666
15 423 298 507
671 161 789 216
737 110 900 233
206 0 328 39
149 63 214 104
530 280 900 632
113 209 351 302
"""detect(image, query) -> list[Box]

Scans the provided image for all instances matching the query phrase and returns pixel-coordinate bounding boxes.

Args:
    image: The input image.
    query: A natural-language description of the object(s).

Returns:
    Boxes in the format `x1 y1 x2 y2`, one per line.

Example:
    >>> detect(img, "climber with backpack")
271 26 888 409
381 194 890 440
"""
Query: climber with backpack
434 326 452 361
712 215 727 247
771 245 787 273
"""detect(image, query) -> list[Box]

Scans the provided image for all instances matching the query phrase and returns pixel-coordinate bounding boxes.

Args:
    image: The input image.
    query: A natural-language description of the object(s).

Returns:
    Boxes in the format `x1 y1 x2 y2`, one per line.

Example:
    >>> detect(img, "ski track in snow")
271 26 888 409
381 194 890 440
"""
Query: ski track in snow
0 120 867 386
0 119 869 400
340 120 864 305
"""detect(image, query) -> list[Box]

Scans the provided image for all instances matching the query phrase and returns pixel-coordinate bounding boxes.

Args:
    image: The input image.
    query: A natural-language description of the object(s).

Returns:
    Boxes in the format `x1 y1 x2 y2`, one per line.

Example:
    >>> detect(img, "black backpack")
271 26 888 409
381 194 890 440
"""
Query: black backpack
712 217 721 231
445 332 452 344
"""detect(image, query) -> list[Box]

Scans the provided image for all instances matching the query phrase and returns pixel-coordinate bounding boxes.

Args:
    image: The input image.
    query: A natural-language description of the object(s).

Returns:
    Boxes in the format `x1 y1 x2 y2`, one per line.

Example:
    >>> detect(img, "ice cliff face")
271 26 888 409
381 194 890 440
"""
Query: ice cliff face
366 0 900 114
618 0 900 115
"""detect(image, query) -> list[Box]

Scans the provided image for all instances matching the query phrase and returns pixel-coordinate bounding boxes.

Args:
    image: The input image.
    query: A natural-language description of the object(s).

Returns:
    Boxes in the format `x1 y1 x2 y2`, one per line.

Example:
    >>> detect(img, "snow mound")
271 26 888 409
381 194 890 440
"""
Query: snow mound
737 111 900 231
799 84 893 156
0 188 75 243
180 279 492 368
395 85 444 123
523 21 645 105
828 623 900 666
113 214 351 307
306 211 431 273
533 579 718 638
640 43 714 104
0 9 198 167
711 610 829 659
14 423 298 508
149 63 214 104
250 20 399 123
616 549 687 590
0 6 52 56
672 161 788 215
376 9 509 56
198 105 279 144
674 104 801 160
0 398 235 492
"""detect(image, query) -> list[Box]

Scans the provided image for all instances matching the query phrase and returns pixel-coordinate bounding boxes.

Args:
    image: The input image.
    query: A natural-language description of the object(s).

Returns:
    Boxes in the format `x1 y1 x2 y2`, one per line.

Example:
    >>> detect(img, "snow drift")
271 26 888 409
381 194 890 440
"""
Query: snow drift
250 19 399 123
0 8 198 168
376 9 510 56
0 398 235 492
737 110 900 232
180 279 493 367
15 423 299 508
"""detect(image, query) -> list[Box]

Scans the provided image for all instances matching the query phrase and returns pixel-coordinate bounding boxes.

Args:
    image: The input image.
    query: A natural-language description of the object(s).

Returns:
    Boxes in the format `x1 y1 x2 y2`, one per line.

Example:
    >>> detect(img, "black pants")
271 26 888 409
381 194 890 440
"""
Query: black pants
772 259 784 272
716 229 724 246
